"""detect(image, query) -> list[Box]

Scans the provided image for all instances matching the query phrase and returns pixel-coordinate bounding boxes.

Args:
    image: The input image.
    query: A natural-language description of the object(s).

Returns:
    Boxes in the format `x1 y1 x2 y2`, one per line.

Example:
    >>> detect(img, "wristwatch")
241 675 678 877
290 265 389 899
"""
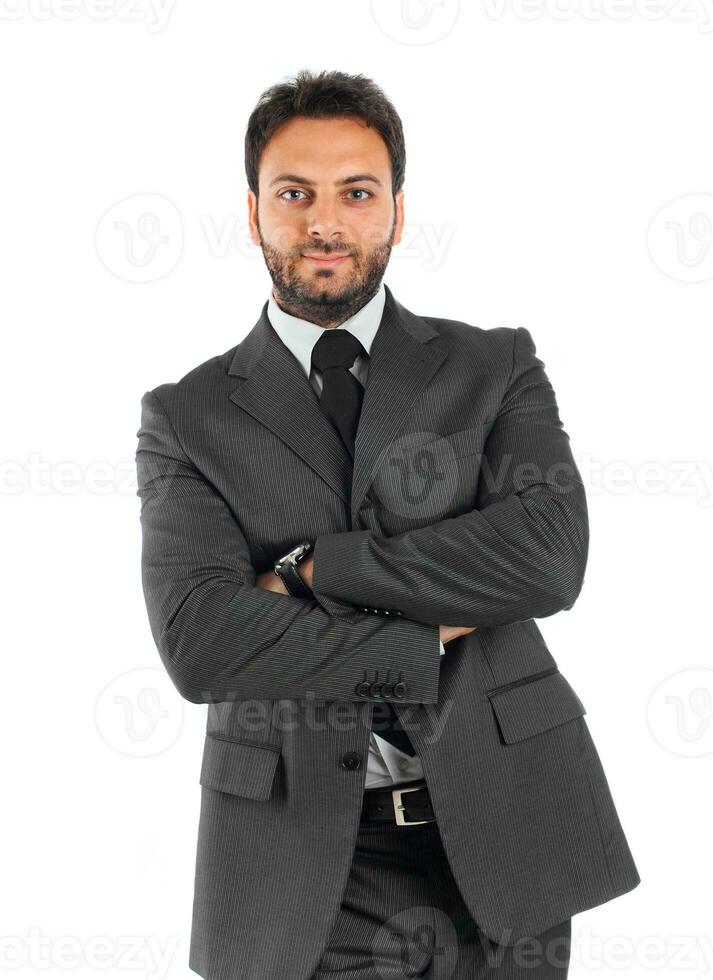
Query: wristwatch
273 540 314 598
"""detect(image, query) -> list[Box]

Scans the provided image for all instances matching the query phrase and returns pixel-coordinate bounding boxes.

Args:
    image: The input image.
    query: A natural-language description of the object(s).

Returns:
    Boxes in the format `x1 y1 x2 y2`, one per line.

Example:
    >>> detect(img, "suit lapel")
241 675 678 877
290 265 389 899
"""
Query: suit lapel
349 288 448 518
227 284 449 521
228 309 353 506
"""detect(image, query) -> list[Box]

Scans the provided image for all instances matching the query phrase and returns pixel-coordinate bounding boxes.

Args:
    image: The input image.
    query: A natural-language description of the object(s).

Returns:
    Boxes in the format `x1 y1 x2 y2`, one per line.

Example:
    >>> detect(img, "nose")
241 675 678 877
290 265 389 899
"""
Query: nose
305 196 349 243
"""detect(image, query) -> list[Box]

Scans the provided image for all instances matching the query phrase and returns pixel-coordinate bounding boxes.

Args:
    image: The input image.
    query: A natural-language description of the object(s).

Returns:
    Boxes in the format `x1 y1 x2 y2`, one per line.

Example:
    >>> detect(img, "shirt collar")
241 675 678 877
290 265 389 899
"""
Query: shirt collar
266 281 386 380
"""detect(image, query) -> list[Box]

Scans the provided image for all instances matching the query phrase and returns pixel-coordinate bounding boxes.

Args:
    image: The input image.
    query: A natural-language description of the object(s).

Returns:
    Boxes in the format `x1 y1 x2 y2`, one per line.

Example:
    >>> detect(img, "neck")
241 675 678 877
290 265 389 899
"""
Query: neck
271 284 380 329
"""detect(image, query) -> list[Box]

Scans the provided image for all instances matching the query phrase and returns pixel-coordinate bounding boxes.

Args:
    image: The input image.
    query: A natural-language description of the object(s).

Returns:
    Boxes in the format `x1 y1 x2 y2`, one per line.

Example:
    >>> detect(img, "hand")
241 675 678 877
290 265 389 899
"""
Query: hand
439 624 478 644
298 553 314 590
255 568 289 595
255 551 314 596
256 552 476 643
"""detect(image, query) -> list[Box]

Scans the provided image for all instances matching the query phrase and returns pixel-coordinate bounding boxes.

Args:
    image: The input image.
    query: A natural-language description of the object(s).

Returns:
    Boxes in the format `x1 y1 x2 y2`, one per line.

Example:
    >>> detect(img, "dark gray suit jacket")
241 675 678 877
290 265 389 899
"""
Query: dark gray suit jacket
135 283 640 980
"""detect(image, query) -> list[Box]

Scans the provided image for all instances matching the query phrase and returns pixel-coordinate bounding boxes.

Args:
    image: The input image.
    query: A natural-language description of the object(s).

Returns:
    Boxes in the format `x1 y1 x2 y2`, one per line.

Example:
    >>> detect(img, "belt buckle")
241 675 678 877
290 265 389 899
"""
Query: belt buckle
392 784 430 826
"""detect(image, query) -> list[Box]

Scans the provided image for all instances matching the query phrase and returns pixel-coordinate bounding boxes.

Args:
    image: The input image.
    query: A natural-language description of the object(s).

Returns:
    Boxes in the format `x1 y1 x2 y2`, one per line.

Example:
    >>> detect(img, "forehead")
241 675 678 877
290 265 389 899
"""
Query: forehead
259 116 391 185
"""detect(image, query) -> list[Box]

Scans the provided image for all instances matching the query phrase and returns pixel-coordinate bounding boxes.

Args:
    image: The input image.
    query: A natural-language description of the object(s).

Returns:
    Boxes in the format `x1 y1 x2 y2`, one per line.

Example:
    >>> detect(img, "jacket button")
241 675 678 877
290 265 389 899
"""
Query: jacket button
381 683 394 697
368 681 383 698
392 681 407 699
340 751 362 771
355 681 371 697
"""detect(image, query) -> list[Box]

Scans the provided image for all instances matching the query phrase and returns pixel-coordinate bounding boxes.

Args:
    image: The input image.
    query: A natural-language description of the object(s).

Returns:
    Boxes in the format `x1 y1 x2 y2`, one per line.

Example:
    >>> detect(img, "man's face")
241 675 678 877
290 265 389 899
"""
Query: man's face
247 115 404 327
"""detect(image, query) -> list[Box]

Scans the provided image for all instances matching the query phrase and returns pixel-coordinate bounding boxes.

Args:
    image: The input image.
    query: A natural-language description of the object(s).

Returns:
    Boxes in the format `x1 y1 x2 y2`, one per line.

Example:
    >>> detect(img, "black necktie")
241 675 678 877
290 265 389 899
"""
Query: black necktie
310 329 416 758
310 329 366 459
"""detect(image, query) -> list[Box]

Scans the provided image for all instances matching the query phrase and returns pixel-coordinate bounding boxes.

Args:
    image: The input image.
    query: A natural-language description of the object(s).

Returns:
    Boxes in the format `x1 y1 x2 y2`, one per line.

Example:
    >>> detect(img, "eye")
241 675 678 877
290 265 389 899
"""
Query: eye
279 189 308 201
346 188 373 201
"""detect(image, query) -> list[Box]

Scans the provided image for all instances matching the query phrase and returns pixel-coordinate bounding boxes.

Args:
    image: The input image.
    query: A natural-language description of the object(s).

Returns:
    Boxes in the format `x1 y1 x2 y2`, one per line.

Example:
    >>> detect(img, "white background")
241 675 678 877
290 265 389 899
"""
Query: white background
1 0 712 977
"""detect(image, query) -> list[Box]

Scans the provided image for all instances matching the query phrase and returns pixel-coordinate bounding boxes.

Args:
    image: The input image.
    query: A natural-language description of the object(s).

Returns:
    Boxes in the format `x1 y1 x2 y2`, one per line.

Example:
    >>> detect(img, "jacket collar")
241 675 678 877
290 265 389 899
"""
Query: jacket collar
227 283 449 520
266 282 386 379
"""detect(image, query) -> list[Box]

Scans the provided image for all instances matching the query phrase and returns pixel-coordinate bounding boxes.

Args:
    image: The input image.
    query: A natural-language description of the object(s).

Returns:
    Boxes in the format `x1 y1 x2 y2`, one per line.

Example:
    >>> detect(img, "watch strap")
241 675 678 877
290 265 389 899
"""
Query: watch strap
275 560 312 598
274 541 313 598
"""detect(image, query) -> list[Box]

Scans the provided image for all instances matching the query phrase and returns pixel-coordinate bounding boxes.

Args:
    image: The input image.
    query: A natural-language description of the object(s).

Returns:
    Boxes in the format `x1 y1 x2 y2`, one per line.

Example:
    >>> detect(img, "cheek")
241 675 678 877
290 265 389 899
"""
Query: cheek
355 215 392 249
264 222 304 254
258 204 305 251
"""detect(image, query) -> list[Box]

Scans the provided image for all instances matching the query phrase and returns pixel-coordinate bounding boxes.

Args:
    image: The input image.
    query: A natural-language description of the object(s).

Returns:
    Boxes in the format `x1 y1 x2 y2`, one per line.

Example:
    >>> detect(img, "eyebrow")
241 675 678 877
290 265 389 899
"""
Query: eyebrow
269 172 383 189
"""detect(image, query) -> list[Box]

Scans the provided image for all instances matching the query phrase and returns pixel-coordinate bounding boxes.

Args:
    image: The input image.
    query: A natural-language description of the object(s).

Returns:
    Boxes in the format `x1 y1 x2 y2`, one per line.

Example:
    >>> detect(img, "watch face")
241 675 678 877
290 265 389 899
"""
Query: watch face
277 542 310 568
292 542 312 563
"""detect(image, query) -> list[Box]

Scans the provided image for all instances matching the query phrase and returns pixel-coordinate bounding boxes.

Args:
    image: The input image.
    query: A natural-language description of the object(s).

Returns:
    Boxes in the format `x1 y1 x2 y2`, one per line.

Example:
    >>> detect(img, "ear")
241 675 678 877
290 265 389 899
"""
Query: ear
247 189 260 247
392 189 405 247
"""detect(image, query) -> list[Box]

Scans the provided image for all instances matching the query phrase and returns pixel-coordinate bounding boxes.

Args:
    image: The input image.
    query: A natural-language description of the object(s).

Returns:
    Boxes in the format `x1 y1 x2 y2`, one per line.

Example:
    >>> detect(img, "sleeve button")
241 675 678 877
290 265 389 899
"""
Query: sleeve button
392 681 407 699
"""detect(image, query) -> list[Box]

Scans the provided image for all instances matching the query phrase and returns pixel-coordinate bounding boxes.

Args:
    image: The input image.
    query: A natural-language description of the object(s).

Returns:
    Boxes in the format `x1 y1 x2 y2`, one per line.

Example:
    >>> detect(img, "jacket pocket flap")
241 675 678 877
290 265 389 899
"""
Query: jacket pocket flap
199 734 280 801
487 669 586 744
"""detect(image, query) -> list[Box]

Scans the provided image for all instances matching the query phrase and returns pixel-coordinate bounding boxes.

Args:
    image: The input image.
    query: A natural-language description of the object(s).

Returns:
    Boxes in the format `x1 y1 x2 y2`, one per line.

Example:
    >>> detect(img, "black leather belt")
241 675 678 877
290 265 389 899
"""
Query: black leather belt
360 779 436 826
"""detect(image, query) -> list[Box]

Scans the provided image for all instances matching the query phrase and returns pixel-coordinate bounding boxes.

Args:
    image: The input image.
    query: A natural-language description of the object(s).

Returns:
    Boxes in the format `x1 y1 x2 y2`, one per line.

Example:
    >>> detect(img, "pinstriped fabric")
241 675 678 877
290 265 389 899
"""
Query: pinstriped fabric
267 286 445 786
311 817 571 979
135 283 640 980
136 384 441 705
311 322 590 629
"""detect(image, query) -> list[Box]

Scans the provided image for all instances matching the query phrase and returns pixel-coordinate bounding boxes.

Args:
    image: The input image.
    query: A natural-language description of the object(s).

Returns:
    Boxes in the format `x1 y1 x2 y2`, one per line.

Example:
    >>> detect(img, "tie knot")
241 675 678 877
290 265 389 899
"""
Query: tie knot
311 329 366 374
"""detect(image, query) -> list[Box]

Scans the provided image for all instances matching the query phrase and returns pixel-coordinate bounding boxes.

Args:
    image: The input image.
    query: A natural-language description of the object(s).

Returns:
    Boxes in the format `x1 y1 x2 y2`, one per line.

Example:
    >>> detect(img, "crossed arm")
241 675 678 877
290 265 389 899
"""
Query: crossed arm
308 326 589 628
136 326 587 705
256 560 471 651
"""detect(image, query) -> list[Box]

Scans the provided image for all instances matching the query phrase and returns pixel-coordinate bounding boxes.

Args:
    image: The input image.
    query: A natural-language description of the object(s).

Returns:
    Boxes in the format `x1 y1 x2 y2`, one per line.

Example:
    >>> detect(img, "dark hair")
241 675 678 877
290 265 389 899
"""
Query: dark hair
245 69 405 198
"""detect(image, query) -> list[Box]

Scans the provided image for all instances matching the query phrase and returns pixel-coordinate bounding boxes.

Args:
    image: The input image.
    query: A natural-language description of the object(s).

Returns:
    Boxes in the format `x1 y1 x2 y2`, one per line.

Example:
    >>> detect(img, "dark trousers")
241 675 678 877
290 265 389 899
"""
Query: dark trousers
311 812 571 980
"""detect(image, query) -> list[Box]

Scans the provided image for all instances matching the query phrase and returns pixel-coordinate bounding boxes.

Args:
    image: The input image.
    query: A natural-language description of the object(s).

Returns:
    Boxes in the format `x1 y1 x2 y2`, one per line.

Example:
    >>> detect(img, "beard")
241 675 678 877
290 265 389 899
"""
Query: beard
256 212 396 326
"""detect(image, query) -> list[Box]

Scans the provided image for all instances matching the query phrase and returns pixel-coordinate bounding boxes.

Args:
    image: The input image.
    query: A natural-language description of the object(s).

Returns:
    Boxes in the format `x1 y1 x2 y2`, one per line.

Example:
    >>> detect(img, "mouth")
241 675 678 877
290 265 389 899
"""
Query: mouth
302 253 351 269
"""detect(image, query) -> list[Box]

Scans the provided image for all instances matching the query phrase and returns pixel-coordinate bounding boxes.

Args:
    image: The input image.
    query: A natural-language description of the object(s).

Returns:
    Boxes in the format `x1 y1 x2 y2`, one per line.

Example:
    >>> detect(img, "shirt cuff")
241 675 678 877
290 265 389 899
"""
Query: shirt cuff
439 640 445 656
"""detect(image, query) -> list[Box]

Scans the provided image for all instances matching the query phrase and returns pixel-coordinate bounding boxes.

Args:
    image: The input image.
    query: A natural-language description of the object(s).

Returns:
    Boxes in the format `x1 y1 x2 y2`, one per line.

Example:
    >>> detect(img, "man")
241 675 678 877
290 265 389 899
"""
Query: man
135 69 640 980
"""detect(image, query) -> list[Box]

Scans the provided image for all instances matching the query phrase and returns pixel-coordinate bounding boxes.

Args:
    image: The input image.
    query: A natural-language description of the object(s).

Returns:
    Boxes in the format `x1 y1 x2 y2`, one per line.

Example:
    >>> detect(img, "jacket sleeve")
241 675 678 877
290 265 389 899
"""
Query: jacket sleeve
135 388 442 704
310 327 589 628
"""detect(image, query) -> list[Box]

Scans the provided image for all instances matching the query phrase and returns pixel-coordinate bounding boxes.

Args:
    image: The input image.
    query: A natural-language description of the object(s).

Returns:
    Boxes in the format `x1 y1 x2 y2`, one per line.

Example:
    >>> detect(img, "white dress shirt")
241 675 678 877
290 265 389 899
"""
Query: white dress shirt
266 281 445 789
